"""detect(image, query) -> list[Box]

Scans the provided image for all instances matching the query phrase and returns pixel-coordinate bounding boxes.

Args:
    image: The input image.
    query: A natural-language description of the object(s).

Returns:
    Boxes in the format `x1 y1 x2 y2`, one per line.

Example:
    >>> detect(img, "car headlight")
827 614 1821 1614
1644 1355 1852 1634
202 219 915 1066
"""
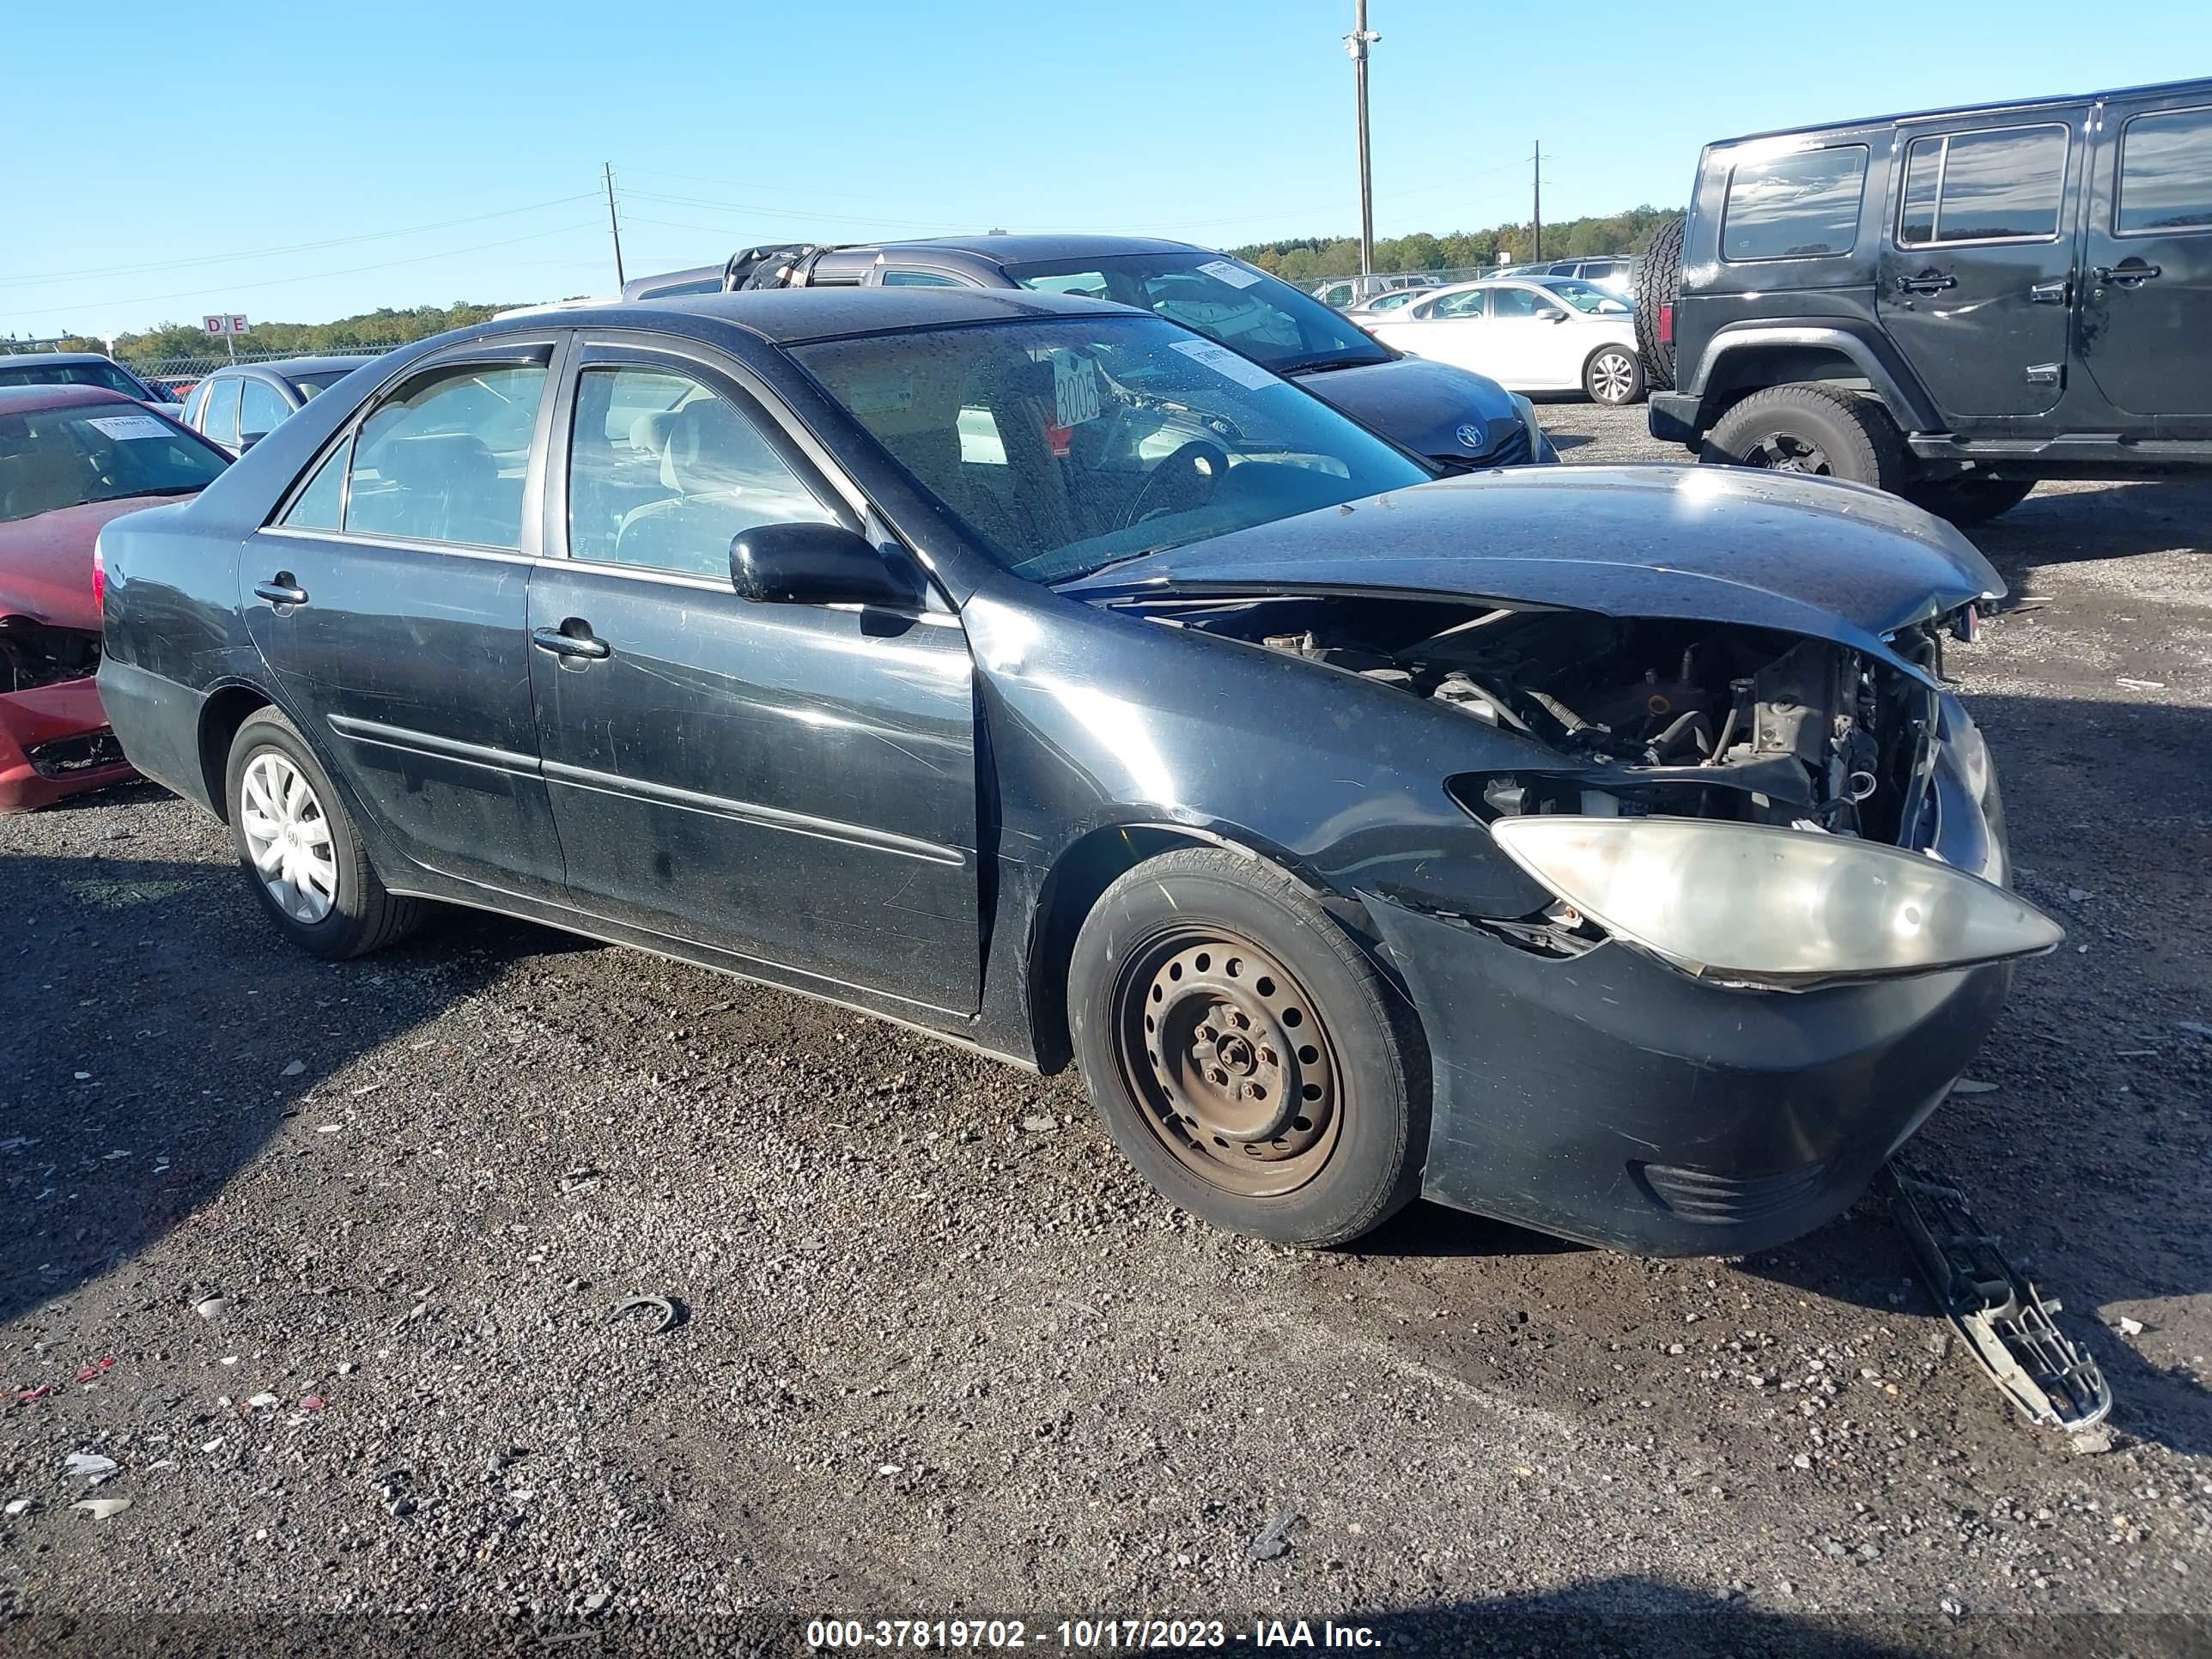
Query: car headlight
1511 393 1555 462
1488 816 2062 985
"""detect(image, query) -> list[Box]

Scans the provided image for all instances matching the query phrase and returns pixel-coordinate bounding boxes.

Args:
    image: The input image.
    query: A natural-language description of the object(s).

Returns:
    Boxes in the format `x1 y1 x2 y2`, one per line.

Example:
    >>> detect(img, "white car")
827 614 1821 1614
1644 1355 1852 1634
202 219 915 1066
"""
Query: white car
1364 277 1645 405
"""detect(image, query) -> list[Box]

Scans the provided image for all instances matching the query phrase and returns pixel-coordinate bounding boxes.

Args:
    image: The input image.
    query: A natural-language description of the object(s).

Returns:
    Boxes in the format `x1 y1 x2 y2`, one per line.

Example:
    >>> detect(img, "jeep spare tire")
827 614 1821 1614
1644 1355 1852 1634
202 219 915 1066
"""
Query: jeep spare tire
1634 216 1684 391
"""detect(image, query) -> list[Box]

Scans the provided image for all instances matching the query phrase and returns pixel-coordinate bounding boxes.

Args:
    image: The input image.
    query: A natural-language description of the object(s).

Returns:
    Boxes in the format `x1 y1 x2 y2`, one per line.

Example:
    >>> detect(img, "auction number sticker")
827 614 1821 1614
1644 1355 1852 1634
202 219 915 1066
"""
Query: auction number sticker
1053 354 1102 428
86 414 173 441
1167 337 1278 391
1194 258 1262 289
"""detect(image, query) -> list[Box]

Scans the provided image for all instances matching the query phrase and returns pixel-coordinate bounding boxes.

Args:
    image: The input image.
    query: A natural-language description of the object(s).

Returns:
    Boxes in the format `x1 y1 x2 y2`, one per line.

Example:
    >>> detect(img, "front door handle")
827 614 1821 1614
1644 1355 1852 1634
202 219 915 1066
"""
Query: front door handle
253 574 307 607
1894 270 1959 296
531 623 611 661
2093 263 2162 289
2027 277 2071 306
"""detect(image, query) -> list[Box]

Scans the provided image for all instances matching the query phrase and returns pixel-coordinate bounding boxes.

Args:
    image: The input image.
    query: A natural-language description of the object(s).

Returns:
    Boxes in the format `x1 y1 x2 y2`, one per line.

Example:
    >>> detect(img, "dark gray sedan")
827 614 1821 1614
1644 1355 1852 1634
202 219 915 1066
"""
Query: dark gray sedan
94 290 2058 1253
181 355 378 455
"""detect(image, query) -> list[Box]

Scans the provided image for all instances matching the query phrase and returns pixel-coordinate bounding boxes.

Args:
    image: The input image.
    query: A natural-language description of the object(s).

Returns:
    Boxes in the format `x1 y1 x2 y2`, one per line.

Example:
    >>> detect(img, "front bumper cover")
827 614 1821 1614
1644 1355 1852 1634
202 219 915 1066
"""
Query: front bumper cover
0 677 137 811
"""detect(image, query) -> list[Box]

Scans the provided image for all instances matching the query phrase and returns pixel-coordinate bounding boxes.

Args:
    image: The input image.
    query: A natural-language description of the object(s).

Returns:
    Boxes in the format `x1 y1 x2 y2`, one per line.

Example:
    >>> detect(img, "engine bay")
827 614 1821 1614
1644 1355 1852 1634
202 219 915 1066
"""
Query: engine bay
1132 592 1941 845
0 615 100 696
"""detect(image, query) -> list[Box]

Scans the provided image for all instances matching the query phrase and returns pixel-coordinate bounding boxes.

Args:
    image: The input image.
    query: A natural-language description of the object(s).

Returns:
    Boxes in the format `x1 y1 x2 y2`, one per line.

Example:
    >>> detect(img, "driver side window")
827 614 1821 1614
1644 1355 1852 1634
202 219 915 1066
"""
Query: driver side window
566 364 834 579
1492 287 1563 320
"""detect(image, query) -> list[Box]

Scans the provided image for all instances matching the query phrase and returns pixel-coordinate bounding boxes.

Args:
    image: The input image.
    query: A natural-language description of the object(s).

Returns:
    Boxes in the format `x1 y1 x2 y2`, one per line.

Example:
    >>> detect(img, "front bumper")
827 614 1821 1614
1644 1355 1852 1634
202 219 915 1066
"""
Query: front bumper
0 678 137 811
1371 689 2018 1257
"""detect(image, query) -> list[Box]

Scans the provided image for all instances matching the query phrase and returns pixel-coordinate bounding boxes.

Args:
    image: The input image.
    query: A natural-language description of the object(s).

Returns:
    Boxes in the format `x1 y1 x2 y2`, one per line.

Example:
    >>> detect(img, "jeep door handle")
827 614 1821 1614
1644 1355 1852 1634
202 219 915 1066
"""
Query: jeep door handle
252 575 308 607
2093 264 2161 289
2028 278 2071 306
531 623 611 660
1894 271 1958 296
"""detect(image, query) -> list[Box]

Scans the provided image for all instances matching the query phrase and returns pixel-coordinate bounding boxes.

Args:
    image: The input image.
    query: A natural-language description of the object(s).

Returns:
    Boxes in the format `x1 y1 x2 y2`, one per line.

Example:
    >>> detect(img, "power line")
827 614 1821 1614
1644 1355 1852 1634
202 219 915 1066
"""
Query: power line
0 192 602 290
3 221 602 323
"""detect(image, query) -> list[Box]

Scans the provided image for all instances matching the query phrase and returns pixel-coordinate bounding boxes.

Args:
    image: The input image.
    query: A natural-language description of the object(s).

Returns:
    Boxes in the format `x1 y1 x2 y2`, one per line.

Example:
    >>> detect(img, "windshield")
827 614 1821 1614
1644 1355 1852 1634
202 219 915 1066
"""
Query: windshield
1539 278 1631 313
1003 252 1391 374
0 360 150 399
798 314 1430 585
0 404 226 523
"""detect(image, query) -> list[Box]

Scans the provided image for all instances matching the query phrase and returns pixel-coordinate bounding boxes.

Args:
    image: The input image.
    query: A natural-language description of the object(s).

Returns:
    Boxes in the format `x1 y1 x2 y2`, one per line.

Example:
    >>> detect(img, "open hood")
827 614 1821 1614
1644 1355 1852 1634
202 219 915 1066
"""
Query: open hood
1062 465 2003 662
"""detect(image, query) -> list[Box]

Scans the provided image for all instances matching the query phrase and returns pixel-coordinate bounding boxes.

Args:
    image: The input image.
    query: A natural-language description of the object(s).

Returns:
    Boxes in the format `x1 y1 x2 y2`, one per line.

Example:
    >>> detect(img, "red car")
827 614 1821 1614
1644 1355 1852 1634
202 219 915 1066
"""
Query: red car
0 386 228 810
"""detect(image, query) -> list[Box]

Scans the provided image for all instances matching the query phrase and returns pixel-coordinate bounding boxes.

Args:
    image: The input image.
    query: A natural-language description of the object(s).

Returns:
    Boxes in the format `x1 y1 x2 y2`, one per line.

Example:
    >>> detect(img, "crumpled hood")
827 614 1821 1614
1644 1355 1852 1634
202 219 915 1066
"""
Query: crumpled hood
1291 354 1522 461
0 496 184 632
1063 465 2004 659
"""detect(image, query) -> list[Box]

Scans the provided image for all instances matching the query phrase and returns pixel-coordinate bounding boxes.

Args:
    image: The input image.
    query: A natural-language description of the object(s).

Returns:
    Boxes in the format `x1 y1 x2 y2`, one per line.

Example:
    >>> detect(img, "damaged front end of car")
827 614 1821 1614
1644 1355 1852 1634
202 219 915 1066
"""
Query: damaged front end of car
0 612 132 811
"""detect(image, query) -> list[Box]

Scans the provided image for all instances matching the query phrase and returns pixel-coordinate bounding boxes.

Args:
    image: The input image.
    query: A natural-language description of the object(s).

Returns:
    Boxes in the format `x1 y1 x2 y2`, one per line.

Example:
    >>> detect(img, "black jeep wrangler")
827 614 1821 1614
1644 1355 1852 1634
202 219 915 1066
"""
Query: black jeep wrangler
1642 77 2212 524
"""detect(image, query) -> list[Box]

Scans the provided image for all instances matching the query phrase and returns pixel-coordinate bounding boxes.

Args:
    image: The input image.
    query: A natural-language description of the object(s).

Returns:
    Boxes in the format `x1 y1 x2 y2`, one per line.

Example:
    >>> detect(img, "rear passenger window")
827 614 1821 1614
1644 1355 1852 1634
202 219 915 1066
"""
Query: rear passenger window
240 379 289 440
1722 145 1869 261
1898 125 2068 246
565 364 833 578
343 362 546 549
2118 106 2212 234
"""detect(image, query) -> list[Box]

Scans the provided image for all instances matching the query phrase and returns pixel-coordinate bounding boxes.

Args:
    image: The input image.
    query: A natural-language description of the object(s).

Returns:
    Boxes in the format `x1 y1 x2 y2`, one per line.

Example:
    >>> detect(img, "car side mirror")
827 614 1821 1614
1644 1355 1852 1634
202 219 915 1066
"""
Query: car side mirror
730 520 918 607
1542 309 1568 323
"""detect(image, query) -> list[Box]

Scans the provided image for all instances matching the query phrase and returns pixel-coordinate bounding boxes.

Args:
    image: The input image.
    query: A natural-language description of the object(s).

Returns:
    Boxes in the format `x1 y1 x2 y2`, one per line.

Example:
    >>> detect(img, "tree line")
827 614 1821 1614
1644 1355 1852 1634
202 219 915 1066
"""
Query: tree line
1231 206 1681 283
83 303 525 368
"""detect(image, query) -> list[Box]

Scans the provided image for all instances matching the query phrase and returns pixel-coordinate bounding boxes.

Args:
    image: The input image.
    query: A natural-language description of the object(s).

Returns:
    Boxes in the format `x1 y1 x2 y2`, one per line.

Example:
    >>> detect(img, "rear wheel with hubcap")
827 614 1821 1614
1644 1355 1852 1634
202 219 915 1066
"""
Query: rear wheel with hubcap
224 707 422 959
1067 848 1427 1245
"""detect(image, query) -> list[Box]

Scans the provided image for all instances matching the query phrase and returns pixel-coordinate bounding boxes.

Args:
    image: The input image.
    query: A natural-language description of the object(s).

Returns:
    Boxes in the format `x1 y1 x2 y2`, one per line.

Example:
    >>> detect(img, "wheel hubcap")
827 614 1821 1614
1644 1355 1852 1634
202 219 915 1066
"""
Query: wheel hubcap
1590 351 1634 403
240 750 338 924
1114 931 1340 1197
1745 433 1832 474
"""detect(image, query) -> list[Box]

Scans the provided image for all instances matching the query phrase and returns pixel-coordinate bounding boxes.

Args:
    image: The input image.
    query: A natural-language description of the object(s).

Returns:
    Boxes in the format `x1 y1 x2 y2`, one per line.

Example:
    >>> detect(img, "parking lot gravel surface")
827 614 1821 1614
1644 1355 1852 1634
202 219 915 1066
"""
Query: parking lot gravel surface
3 405 2208 1656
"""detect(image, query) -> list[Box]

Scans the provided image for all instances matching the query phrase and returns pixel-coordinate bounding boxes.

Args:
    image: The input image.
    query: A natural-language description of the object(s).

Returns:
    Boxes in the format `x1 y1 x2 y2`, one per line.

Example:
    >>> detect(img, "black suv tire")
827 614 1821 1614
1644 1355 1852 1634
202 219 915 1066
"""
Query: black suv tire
1703 384 1905 492
1634 216 1684 391
1902 476 2037 527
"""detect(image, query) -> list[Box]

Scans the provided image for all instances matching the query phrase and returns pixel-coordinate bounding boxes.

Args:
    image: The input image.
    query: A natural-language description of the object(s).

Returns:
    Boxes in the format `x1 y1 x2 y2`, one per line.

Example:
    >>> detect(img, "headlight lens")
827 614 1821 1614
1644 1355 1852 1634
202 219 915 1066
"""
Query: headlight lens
1489 816 2062 984
1511 392 1547 457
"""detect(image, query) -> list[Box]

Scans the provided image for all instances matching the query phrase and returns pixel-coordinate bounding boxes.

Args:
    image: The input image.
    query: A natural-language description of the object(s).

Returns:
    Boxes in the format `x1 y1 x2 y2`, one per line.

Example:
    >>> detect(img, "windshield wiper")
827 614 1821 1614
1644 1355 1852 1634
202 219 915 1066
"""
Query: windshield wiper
1281 353 1388 374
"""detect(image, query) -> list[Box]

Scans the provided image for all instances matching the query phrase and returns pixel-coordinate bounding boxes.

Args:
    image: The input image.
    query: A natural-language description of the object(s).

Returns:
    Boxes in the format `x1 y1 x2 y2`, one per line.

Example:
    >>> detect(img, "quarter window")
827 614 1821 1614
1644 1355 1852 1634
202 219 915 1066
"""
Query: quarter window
240 378 289 441
1898 125 2069 246
566 364 833 578
201 378 241 447
279 434 351 532
1722 145 1869 261
343 362 546 549
2118 106 2212 234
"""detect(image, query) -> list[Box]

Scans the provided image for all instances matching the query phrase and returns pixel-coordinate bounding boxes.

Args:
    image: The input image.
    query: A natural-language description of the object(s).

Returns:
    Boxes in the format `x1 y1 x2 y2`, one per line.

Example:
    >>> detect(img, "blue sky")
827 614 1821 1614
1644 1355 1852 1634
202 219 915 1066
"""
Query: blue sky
8 2 2207 339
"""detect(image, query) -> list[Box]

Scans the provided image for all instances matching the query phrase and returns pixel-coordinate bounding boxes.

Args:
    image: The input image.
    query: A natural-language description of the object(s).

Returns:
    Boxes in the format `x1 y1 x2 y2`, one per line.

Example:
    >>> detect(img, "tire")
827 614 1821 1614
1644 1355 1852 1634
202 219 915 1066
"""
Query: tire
224 707 422 959
1583 343 1646 406
1702 384 1905 493
1633 216 1685 391
1066 848 1428 1247
1902 475 2037 527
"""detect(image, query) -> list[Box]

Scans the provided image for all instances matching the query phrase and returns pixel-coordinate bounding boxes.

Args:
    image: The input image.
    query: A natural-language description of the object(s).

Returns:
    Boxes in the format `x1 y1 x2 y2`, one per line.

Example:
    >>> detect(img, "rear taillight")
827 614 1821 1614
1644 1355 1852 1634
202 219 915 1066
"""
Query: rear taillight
91 544 106 615
1658 303 1674 347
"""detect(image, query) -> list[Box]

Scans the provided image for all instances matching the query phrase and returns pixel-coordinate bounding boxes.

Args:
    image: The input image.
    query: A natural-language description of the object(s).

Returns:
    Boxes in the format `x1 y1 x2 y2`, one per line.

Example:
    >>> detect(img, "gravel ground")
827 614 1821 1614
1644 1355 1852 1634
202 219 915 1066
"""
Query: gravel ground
3 406 2209 1656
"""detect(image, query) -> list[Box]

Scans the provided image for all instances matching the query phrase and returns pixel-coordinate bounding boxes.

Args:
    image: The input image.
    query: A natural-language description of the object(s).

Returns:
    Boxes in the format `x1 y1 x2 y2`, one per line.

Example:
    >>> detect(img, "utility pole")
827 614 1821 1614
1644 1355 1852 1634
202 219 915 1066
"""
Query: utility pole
1532 140 1543 263
603 161 627 291
1345 2 1380 283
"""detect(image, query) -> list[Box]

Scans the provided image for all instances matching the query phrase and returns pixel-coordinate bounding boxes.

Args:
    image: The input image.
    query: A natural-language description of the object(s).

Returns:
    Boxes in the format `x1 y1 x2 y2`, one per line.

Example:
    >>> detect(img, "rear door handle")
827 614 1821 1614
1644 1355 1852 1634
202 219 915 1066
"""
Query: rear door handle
253 574 308 607
2028 277 2071 306
531 623 611 661
2093 263 2161 289
1894 270 1958 296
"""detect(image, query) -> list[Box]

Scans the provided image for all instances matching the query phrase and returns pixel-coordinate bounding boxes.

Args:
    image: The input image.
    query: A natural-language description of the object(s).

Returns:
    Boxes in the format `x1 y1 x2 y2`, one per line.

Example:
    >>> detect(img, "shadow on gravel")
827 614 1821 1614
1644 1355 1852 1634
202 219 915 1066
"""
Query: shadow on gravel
1356 1577 2207 1657
1972 476 2212 572
1343 1199 1588 1261
0 850 506 1327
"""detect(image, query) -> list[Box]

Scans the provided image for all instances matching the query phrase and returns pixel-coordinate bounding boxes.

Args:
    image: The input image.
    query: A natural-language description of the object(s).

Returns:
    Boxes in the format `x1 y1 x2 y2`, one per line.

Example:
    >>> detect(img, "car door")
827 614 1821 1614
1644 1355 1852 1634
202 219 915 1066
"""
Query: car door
528 337 981 1013
1875 113 2083 419
244 338 569 899
238 376 290 452
1487 284 1573 388
2081 91 2212 422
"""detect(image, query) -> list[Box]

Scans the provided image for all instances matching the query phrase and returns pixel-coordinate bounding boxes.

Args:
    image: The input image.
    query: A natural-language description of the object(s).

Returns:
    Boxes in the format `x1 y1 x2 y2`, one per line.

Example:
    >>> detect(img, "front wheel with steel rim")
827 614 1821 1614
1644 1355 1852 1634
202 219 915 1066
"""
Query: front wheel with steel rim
224 707 422 959
1066 848 1427 1246
1583 344 1645 406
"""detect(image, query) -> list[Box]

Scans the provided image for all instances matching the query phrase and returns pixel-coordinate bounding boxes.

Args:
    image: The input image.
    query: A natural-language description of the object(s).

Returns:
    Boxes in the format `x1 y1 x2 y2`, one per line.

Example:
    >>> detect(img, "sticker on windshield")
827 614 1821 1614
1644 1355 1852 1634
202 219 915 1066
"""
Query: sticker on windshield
1052 354 1102 428
1195 258 1263 289
1167 337 1278 391
86 414 172 441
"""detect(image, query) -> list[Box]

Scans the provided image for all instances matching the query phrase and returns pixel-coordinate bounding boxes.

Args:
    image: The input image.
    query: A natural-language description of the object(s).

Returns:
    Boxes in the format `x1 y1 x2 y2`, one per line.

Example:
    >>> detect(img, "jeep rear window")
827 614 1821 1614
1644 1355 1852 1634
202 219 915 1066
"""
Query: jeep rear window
1721 145 1868 261
1898 125 2069 246
2118 106 2212 234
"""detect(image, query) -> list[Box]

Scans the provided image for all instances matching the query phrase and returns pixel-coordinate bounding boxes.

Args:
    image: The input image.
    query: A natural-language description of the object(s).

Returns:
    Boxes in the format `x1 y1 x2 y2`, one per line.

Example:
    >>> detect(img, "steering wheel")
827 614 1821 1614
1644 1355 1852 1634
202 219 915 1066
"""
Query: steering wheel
1121 438 1230 530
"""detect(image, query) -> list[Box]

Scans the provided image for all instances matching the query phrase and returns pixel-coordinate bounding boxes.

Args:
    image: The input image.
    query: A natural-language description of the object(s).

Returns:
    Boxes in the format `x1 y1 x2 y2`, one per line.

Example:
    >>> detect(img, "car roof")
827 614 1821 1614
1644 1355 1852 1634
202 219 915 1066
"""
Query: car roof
886 233 1199 263
618 286 1140 343
0 352 119 369
1710 74 2212 145
0 383 142 413
209 355 379 379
